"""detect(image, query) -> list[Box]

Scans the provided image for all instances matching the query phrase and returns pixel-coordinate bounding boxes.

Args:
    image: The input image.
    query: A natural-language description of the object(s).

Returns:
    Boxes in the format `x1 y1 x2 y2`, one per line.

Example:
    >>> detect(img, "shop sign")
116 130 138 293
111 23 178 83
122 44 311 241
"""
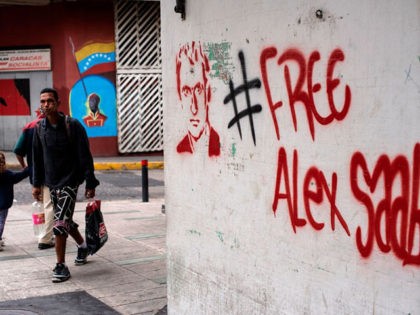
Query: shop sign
0 48 51 72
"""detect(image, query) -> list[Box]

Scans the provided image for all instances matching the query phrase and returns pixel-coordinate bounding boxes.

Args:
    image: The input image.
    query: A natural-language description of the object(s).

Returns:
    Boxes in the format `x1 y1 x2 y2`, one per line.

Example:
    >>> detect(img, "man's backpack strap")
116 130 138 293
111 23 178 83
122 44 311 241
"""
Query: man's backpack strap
36 119 42 138
65 115 72 141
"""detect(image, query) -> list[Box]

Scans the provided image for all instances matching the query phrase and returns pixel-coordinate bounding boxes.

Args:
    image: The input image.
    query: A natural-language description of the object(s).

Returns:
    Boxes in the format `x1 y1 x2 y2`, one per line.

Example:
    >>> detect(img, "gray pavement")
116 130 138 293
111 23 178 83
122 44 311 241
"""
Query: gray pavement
0 151 167 315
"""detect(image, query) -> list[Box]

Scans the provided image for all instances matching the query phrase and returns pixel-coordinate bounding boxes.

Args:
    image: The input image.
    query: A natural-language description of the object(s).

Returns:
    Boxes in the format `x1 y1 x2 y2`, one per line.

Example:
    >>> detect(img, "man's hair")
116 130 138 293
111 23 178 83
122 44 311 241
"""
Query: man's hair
176 41 211 102
40 88 59 101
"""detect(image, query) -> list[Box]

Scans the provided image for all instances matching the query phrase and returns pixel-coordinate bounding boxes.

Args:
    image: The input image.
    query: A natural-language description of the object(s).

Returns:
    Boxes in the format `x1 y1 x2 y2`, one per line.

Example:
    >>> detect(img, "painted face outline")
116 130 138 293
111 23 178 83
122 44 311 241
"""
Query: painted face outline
180 62 207 140
88 93 100 114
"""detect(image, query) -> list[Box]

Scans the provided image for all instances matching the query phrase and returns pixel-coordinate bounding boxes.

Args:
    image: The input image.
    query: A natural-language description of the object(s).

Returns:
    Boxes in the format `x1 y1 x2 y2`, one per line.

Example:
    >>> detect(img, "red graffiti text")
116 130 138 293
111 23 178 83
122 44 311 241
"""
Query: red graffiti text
260 47 351 141
350 143 420 266
272 146 350 236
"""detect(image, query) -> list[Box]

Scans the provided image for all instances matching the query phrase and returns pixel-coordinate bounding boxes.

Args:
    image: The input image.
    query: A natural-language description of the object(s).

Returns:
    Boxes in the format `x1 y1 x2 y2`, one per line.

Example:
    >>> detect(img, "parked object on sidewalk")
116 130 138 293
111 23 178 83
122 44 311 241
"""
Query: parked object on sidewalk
142 159 149 202
85 199 108 255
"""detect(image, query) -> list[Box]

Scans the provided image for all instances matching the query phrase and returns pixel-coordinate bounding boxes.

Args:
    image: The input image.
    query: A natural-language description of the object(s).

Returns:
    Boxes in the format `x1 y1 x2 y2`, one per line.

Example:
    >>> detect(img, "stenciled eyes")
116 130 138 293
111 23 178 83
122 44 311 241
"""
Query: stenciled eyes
182 83 204 98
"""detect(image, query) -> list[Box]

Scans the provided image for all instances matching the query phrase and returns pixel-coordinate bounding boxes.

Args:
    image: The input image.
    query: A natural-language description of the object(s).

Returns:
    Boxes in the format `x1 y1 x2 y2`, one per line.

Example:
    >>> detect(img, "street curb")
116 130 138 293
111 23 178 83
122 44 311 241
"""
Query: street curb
7 162 164 171
94 161 164 170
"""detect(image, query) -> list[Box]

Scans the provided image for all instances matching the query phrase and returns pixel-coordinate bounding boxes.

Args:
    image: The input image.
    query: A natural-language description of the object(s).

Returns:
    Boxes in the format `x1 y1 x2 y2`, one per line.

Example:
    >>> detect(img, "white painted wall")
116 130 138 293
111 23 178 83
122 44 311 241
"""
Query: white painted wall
162 1 420 313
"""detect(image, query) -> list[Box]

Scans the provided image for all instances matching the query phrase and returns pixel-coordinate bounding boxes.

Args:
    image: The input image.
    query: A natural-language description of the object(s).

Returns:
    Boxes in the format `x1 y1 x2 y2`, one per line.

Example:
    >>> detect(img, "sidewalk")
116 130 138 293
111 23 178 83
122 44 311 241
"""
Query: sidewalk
0 198 167 314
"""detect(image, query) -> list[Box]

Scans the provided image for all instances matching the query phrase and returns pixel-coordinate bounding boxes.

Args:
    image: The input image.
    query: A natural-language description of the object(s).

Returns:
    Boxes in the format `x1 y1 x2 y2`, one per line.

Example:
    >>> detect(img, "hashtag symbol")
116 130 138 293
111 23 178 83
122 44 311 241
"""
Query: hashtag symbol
224 51 262 145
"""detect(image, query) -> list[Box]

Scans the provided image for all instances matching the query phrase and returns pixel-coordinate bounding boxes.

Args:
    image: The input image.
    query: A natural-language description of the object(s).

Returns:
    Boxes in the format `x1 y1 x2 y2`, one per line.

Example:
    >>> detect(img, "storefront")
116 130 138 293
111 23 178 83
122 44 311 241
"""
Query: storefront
0 0 162 156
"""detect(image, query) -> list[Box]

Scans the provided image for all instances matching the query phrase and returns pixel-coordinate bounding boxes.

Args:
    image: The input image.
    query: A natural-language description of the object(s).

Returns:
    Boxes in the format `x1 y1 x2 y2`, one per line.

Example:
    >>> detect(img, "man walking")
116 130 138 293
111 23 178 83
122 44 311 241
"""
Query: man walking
32 87 99 283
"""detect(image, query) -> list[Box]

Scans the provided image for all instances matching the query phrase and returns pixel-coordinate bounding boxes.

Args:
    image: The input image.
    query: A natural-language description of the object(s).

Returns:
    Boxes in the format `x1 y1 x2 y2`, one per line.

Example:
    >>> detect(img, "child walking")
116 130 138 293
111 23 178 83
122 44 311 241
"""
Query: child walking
0 152 29 250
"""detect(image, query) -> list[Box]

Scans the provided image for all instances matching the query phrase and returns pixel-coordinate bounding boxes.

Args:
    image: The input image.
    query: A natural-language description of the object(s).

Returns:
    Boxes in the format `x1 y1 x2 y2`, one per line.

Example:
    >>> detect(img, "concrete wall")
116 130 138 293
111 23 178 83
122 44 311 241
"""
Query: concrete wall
161 0 420 313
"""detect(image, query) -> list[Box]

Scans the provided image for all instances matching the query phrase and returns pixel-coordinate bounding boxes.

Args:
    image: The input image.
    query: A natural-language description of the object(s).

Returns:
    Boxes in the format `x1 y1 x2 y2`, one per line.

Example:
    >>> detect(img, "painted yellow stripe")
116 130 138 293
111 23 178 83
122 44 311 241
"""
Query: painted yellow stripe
94 161 164 170
7 161 164 171
75 42 115 62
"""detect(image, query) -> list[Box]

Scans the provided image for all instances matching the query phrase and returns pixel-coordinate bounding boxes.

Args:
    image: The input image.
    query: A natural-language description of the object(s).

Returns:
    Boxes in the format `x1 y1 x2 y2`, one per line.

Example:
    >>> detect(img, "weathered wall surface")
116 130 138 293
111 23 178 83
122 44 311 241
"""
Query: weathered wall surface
162 1 419 313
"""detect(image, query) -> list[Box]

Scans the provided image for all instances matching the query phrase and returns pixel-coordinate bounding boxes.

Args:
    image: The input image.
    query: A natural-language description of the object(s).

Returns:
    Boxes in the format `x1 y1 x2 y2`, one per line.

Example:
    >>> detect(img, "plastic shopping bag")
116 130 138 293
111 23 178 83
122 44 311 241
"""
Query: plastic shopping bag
85 199 108 255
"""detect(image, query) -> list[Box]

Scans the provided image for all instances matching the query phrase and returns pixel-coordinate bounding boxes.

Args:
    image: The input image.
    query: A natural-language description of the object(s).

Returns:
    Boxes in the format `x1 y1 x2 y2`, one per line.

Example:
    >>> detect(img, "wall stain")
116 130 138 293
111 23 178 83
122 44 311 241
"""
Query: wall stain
230 143 237 157
216 231 224 242
204 41 234 85
404 63 420 92
230 237 240 249
187 229 201 236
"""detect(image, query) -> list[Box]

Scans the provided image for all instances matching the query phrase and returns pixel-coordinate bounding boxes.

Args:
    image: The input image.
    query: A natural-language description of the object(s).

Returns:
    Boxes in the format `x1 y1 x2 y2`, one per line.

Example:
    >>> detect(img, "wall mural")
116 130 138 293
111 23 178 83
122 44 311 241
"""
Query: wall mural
0 78 30 116
176 42 220 157
69 39 117 138
177 41 420 266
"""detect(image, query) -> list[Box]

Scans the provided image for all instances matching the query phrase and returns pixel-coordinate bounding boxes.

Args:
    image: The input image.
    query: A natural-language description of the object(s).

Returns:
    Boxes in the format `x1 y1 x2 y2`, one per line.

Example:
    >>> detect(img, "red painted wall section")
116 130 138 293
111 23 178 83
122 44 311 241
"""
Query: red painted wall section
0 1 118 156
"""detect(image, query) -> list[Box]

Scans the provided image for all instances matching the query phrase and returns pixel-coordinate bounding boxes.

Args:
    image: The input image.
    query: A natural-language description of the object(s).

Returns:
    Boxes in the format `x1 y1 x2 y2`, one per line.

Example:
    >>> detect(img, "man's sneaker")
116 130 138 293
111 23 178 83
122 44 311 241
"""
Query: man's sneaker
0 239 4 247
74 247 89 265
52 263 71 283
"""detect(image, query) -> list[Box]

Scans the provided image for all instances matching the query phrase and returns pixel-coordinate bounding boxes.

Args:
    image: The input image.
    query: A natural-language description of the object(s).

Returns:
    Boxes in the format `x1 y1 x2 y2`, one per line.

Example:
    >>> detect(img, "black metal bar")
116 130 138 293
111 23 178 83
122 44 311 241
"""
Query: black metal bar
141 159 149 202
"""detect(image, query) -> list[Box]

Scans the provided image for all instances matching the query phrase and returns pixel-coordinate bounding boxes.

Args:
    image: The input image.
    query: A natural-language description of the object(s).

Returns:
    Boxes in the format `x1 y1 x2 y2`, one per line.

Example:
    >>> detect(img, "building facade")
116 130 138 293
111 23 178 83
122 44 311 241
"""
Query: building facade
0 0 163 156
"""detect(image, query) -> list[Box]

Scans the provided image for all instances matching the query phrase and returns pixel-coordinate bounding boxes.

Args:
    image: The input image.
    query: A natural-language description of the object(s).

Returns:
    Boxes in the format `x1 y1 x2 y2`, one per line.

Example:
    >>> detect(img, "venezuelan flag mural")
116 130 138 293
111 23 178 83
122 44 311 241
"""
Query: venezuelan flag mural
74 42 116 76
69 39 117 138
